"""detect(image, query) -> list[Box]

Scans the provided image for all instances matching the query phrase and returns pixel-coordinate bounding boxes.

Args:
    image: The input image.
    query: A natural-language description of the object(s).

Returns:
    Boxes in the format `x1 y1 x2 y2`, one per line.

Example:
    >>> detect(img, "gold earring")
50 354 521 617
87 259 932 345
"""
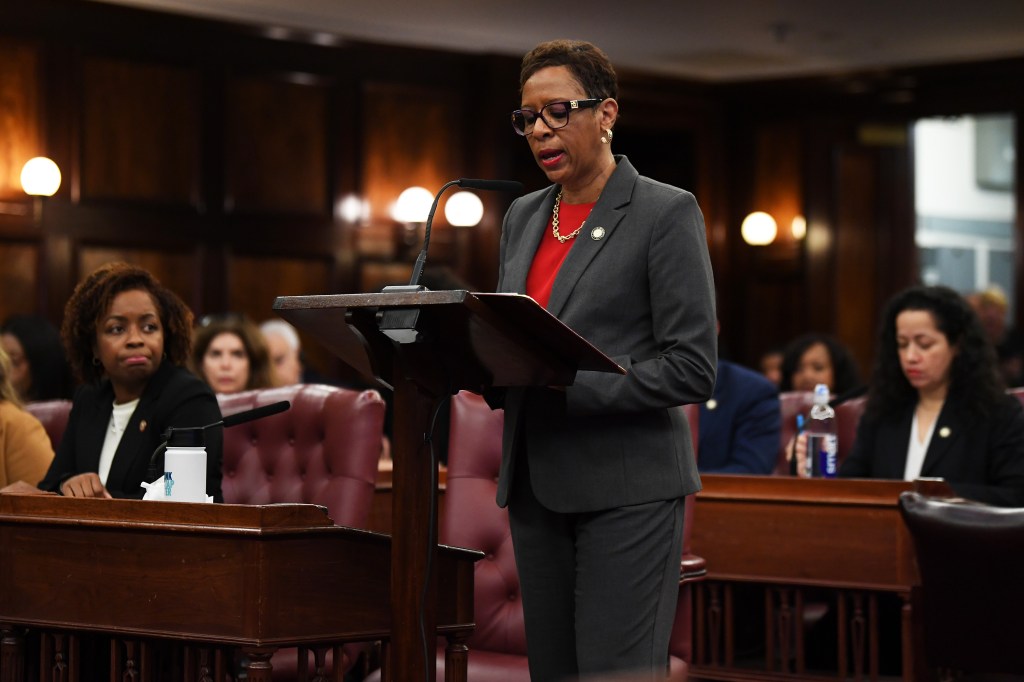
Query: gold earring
601 129 613 144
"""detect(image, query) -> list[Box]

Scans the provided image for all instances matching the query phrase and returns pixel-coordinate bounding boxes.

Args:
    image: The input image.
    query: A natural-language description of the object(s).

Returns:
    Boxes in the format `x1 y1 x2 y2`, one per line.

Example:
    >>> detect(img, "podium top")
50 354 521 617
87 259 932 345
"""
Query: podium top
273 289 623 392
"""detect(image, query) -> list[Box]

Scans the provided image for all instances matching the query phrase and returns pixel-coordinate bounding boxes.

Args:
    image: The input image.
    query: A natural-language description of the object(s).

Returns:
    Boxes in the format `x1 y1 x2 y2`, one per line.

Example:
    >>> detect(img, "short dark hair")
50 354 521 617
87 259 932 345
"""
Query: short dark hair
1 314 73 400
866 285 1004 421
62 262 193 384
520 40 618 101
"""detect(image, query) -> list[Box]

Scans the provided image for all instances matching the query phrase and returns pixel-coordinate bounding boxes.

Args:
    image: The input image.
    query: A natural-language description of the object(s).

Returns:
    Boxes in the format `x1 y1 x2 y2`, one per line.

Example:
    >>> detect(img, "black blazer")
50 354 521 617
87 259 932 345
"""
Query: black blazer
39 362 223 501
494 156 717 512
839 393 1024 507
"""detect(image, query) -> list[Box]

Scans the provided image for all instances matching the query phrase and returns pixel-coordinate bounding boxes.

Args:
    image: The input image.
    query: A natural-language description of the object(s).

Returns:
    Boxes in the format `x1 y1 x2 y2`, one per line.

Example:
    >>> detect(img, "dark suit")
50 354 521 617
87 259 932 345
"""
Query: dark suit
698 360 781 474
39 362 223 501
840 393 1024 507
496 156 716 680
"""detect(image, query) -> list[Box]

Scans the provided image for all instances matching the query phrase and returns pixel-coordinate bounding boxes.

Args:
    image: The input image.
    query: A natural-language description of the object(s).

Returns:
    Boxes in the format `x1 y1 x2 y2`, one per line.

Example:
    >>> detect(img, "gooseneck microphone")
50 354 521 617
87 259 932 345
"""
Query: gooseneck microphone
407 178 523 288
145 400 291 484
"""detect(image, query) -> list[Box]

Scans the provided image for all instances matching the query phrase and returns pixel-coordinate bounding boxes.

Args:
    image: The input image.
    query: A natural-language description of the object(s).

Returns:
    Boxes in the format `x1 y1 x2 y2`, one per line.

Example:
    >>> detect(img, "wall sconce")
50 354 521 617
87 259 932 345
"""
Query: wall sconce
791 214 807 240
391 186 433 223
21 157 61 223
336 194 369 225
741 211 777 246
444 190 484 227
391 186 433 255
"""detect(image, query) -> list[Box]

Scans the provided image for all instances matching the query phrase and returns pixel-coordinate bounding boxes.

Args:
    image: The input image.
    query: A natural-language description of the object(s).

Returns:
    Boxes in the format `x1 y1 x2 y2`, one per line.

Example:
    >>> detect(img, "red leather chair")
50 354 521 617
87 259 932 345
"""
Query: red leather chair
834 395 866 467
775 391 813 474
23 399 72 451
218 383 387 681
899 491 1024 677
390 391 705 681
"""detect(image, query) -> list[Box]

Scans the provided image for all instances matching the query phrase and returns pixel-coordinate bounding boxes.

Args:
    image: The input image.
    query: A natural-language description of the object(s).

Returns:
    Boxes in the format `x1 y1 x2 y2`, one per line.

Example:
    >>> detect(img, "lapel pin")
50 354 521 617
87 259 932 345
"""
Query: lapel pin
139 420 148 433
706 399 718 410
939 426 950 438
590 226 606 241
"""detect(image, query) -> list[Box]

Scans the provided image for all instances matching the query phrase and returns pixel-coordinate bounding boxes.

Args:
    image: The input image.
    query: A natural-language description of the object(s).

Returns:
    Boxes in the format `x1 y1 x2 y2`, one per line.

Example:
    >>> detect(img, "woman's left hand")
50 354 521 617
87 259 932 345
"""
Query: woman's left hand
60 473 112 499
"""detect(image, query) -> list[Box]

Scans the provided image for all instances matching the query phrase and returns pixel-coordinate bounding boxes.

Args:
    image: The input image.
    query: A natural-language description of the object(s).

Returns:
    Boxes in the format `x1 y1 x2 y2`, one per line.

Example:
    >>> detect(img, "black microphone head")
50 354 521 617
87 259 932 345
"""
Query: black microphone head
457 179 524 193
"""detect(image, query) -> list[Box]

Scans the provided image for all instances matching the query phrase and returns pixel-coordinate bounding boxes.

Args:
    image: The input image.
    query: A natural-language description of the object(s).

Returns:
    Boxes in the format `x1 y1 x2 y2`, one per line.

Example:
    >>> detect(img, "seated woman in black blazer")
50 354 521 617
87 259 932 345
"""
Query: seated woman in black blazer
797 285 1024 507
38 262 223 500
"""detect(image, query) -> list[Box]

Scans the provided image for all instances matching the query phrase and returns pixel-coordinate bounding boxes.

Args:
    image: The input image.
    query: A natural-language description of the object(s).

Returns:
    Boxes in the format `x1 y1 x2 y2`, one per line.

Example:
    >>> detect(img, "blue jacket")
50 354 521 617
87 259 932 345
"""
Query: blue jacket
698 359 780 474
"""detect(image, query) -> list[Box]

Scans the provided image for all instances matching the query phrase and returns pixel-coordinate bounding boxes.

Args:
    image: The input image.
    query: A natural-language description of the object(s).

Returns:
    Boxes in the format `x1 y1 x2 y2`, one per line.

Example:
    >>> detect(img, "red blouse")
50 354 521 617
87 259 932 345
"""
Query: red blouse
526 199 595 308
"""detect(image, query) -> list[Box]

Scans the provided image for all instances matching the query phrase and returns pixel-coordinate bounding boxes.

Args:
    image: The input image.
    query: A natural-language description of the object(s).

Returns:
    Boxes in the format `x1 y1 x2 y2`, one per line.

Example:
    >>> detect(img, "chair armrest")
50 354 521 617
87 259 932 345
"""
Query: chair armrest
680 553 707 585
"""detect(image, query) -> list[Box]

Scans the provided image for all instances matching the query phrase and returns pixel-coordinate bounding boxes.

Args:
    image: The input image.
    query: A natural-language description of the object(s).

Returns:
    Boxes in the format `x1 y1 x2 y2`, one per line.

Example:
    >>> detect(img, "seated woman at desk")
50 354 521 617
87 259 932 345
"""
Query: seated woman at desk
38 262 223 500
780 332 861 395
797 285 1024 507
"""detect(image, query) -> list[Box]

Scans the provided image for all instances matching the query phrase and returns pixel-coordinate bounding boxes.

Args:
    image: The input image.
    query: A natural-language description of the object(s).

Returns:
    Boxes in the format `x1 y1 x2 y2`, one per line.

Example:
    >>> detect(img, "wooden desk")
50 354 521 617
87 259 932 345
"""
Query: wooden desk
690 475 950 682
0 495 480 682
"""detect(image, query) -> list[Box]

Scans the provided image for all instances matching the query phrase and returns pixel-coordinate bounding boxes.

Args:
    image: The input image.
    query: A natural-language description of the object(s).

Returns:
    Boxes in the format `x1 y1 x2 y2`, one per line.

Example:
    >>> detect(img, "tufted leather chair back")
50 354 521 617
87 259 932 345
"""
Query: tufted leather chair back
438 391 702 681
899 491 1024 675
24 399 73 451
218 384 386 529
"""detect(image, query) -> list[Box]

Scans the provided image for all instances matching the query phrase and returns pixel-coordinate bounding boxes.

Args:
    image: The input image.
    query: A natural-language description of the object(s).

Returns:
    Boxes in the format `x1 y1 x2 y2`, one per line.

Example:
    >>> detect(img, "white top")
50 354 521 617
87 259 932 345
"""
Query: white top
903 409 938 481
98 398 140 485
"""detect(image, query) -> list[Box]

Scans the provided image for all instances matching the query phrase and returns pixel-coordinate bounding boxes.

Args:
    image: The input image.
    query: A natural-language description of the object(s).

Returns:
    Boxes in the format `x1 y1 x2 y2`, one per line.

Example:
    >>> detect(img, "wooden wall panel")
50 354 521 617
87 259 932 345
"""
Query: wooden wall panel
360 82 463 257
0 40 41 199
226 253 333 375
77 246 198 312
0 242 39 322
81 58 199 205
225 77 328 214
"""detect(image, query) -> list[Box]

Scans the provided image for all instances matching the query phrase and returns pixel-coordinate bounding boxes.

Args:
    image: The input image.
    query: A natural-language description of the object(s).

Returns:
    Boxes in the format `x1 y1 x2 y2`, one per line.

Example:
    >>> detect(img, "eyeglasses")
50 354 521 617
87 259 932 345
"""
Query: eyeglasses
511 98 603 136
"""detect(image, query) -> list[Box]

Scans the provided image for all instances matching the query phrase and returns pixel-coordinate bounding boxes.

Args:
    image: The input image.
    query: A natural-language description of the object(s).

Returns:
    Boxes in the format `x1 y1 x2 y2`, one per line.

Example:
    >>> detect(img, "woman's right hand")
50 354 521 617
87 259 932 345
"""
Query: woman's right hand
60 473 112 499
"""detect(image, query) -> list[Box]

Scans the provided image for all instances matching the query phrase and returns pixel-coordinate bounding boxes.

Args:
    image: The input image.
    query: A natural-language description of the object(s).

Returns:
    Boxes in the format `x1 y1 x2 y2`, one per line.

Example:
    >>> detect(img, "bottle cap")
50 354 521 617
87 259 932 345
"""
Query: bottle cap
814 383 830 404
166 427 205 448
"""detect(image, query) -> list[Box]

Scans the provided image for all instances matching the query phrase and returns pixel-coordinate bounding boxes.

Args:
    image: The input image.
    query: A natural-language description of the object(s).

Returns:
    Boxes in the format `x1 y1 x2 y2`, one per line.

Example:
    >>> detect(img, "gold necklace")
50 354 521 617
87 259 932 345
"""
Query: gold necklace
551 190 586 243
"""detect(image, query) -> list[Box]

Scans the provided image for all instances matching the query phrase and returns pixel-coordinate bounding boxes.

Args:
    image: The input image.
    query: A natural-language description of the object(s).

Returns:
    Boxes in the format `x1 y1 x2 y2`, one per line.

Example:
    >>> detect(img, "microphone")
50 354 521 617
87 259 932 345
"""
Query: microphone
405 178 523 288
145 401 291 484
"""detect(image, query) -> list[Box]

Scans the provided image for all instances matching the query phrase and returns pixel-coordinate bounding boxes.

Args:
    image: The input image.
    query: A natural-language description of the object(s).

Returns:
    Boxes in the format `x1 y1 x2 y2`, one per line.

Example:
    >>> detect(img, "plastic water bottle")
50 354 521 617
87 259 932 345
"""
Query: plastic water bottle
805 383 838 478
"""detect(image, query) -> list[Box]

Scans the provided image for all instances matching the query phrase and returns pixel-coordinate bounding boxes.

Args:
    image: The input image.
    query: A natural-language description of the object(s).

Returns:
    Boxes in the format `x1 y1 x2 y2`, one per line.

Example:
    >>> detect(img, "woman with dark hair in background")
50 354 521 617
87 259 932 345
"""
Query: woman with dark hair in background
37 262 223 500
493 39 716 680
190 315 274 394
780 332 862 396
0 314 74 402
797 285 1024 506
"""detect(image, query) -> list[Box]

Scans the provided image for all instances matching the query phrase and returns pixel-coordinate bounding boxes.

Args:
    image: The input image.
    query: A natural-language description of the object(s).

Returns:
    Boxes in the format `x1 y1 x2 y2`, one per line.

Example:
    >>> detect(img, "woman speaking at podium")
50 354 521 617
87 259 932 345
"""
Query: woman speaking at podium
494 40 717 680
38 262 223 501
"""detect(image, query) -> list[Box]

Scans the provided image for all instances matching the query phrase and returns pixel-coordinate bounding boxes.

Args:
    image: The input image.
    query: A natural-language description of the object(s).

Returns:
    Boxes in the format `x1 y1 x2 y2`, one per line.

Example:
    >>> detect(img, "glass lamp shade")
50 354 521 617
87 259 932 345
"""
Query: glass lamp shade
791 214 807 240
444 191 484 227
741 211 778 246
391 186 433 223
21 157 61 197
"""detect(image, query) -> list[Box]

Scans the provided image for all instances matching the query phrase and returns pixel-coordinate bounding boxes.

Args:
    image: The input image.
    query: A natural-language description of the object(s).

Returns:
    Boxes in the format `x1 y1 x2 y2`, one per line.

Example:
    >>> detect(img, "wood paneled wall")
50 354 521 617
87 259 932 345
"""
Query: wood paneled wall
2 0 1023 380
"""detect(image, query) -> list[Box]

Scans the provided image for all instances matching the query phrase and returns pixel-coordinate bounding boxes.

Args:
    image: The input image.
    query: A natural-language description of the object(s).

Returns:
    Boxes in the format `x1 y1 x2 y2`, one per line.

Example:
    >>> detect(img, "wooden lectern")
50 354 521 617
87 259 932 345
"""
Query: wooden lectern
273 289 622 682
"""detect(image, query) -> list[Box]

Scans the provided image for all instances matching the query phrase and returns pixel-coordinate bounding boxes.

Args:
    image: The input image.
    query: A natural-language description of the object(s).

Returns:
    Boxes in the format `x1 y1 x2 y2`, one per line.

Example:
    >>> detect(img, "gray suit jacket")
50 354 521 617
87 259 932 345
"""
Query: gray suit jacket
495 156 717 513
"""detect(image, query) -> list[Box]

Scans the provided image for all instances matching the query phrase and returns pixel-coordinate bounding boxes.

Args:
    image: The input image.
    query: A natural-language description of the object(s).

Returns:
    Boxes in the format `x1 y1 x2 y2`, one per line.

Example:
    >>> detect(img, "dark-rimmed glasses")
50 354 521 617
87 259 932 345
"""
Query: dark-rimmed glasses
511 98 602 136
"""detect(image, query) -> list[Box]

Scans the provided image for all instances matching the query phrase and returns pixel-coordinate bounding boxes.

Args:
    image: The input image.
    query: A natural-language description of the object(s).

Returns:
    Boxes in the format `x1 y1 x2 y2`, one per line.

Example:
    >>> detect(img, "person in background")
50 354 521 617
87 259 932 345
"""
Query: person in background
968 285 1024 388
0 345 54 492
0 314 74 402
492 40 716 681
259 318 303 386
757 346 784 388
37 262 223 500
796 285 1024 506
699 358 781 474
190 315 274 394
780 333 862 395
